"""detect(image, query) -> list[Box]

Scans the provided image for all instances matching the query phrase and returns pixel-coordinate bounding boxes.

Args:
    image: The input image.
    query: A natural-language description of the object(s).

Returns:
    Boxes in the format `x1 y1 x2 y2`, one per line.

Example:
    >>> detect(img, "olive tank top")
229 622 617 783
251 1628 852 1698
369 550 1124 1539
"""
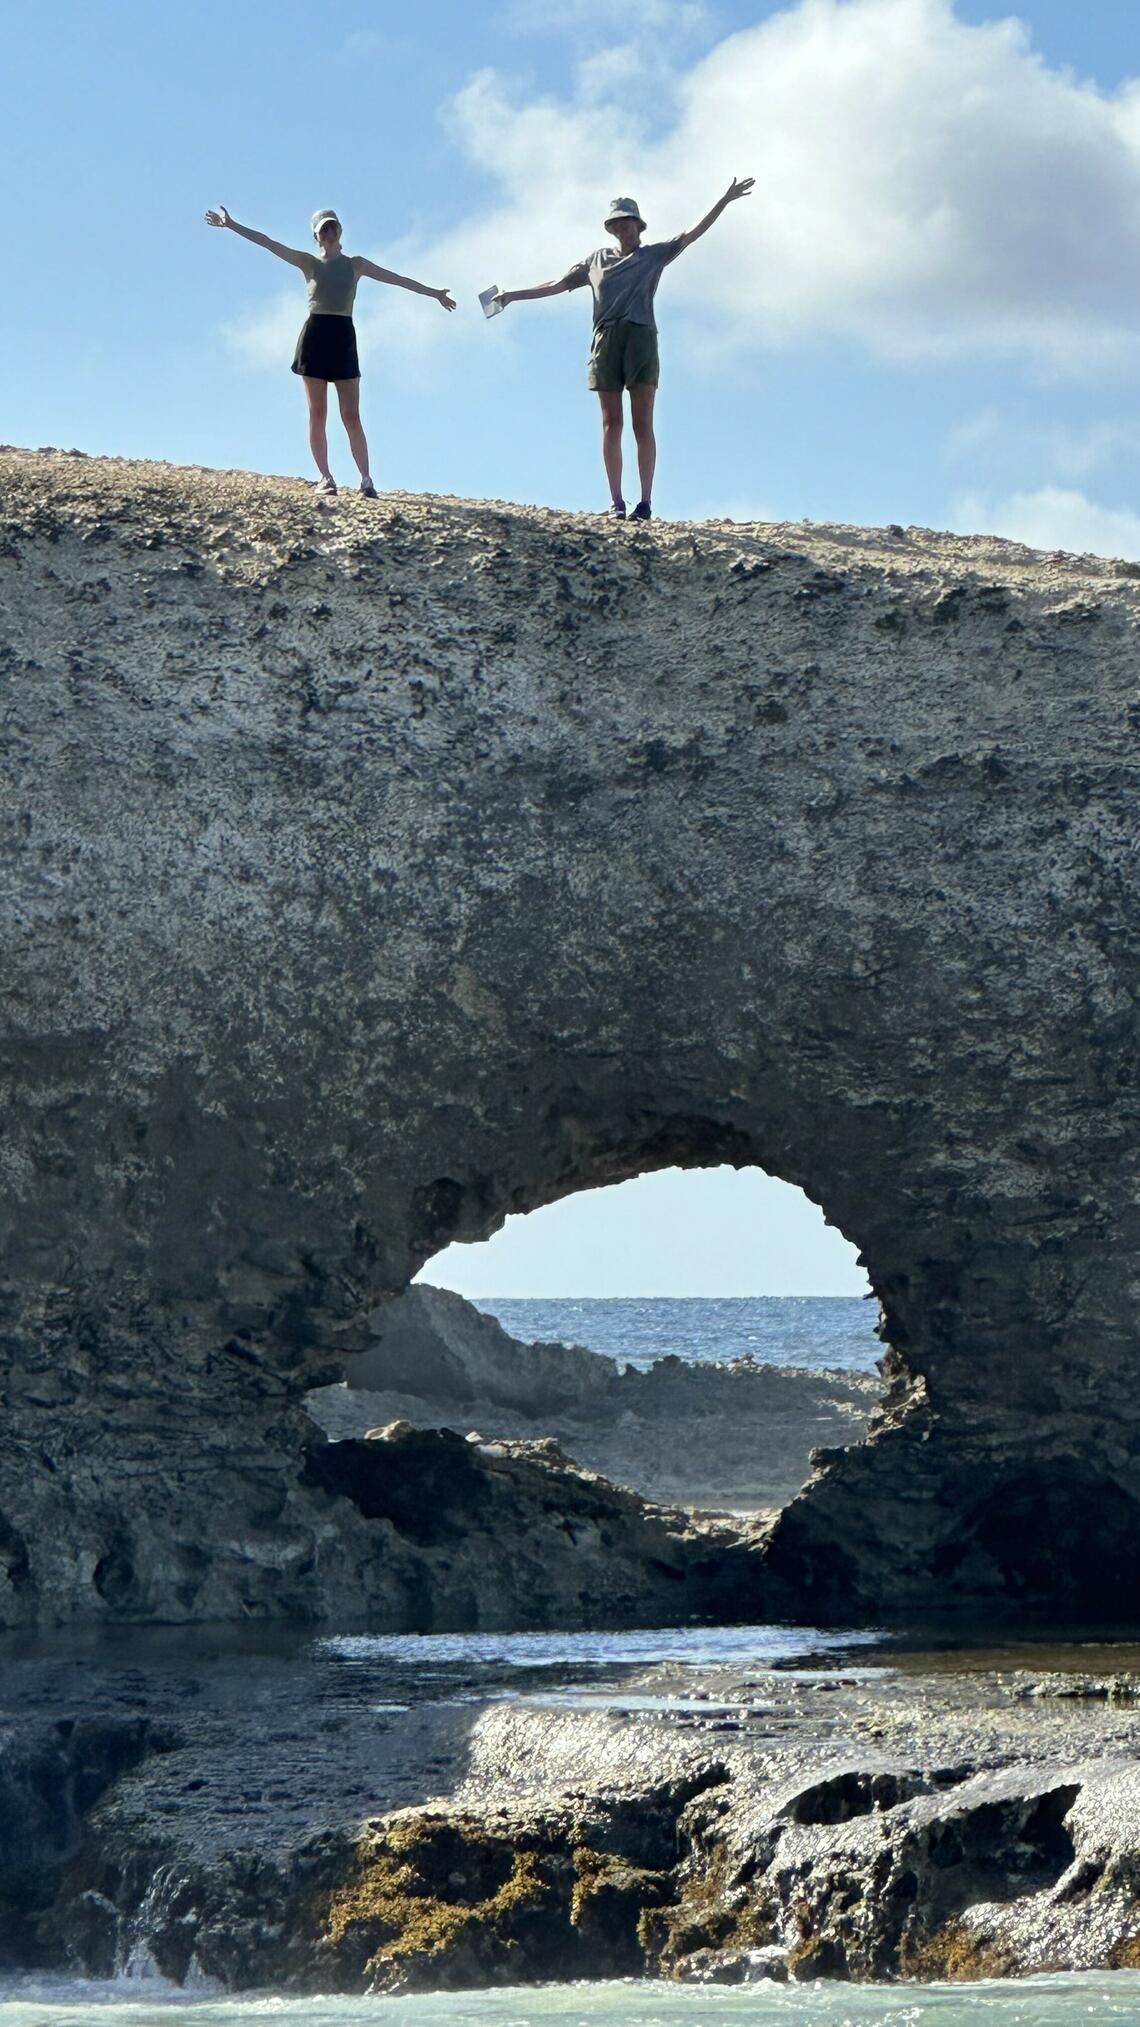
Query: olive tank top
307 252 358 317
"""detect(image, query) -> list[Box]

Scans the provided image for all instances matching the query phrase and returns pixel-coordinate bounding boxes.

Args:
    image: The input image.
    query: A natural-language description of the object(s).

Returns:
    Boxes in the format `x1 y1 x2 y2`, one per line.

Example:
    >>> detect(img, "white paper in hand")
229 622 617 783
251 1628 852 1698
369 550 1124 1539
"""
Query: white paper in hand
479 286 504 319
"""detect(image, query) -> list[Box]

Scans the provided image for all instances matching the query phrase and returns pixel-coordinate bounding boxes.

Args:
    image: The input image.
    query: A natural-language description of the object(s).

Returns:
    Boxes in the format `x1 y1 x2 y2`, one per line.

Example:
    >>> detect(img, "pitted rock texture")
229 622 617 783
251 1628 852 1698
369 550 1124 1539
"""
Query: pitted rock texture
3 445 1140 1625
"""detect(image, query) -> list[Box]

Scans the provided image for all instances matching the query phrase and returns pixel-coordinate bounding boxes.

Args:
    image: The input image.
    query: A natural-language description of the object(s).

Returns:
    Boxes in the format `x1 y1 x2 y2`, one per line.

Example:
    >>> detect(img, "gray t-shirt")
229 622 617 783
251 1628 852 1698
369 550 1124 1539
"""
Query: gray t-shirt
305 251 359 317
561 238 684 331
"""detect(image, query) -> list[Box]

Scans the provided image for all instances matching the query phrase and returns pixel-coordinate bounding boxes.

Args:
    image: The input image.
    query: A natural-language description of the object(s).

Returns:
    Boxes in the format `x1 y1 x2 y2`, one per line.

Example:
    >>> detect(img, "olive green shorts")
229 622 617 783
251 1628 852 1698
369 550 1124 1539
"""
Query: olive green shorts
587 317 660 393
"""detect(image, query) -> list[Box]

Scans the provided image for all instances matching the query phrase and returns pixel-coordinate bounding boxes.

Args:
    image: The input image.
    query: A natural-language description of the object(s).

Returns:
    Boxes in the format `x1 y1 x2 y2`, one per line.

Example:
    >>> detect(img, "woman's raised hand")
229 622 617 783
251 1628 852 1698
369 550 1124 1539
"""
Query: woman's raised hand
204 206 232 229
437 289 457 311
725 176 755 204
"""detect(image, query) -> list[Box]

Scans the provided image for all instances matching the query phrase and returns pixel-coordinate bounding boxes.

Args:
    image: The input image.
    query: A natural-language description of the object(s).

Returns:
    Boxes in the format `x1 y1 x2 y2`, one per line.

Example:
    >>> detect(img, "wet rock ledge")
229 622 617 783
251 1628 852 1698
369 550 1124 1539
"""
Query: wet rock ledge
7 1638 1140 1992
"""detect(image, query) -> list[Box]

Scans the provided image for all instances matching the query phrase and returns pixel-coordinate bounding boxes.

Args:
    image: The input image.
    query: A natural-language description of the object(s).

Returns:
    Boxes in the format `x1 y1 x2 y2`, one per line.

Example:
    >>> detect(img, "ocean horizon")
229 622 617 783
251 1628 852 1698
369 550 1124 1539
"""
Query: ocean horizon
468 1292 881 1375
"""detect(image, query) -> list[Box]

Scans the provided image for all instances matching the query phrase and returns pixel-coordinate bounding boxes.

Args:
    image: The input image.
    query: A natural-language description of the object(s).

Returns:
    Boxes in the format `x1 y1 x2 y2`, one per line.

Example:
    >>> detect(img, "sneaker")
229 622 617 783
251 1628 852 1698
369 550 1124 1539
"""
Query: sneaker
314 475 337 497
606 500 627 520
630 500 652 522
359 477 378 500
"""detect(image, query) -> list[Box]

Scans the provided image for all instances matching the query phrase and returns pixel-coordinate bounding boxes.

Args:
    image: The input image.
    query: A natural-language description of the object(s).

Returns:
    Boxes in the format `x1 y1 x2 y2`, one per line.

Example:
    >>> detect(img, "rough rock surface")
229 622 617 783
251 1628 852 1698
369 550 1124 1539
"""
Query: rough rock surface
4 446 1140 1625
10 1632 1140 1991
309 1283 881 1512
302 1420 766 1627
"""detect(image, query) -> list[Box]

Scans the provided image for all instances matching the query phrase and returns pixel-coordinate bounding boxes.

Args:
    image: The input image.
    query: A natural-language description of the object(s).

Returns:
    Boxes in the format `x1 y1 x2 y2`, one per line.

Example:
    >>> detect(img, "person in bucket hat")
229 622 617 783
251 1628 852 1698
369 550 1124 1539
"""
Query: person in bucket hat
490 176 753 520
205 204 455 499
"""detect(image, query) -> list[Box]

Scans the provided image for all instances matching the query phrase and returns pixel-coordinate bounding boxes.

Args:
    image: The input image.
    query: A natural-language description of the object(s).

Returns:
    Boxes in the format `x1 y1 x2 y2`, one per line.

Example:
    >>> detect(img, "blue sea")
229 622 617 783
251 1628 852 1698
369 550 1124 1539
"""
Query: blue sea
471 1295 880 1375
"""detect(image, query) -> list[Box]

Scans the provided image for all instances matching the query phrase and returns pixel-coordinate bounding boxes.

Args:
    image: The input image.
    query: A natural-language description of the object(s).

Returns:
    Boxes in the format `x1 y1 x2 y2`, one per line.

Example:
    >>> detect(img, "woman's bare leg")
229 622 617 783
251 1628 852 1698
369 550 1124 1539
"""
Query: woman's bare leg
303 377 332 481
630 383 657 506
335 378 371 482
598 390 625 505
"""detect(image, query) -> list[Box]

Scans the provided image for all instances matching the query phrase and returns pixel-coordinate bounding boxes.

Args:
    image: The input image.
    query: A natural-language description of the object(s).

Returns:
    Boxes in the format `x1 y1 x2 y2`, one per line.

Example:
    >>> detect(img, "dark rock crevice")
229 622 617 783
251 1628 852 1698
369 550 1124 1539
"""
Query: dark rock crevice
0 1717 180 1970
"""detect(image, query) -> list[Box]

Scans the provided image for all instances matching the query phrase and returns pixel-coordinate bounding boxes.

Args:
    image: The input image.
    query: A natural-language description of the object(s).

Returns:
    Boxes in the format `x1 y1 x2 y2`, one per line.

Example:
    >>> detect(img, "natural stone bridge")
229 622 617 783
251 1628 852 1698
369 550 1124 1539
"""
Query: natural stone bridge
3 447 1138 1629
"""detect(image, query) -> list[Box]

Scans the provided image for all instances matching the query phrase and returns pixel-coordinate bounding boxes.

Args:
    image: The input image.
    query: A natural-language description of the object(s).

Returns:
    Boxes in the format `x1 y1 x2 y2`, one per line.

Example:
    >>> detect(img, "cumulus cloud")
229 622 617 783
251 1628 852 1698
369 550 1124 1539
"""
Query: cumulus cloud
951 485 1140 561
454 0 1140 370
226 0 1140 378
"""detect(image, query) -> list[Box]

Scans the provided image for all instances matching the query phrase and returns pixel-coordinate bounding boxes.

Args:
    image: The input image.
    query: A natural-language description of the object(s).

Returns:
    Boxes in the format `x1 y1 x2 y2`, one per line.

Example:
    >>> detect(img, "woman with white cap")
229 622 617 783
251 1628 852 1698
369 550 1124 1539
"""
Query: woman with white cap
205 206 455 498
492 177 753 520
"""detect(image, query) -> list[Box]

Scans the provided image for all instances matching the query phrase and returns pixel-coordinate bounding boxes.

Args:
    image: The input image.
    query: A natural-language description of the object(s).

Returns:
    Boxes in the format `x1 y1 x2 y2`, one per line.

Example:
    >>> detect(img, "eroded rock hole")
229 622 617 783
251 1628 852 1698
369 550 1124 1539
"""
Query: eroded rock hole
782 1768 934 1825
308 1164 884 1533
918 1784 1081 1908
945 1470 1140 1615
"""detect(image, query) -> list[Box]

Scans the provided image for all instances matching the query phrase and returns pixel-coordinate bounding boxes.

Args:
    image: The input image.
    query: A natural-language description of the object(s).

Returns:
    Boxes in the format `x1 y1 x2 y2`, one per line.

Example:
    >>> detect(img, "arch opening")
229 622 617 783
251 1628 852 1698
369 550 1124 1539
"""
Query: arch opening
308 1161 888 1529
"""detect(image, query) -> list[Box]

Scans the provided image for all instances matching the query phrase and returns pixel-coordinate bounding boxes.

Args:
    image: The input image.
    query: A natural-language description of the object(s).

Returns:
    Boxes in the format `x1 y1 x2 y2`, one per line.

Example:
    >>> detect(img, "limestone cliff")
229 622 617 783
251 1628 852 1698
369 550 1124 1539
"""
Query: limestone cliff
3 446 1140 1626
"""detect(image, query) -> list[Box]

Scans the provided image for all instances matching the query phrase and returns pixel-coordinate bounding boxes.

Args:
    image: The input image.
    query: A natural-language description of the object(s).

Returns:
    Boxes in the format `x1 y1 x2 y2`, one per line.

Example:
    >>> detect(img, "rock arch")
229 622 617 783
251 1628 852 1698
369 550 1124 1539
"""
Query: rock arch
2 447 1138 1626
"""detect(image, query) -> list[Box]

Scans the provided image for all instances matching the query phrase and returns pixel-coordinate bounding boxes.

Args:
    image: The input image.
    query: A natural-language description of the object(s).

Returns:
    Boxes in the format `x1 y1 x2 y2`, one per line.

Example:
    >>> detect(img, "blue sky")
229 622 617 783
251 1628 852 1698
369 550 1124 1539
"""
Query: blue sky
10 0 1140 1295
10 0 1140 550
416 1169 869 1299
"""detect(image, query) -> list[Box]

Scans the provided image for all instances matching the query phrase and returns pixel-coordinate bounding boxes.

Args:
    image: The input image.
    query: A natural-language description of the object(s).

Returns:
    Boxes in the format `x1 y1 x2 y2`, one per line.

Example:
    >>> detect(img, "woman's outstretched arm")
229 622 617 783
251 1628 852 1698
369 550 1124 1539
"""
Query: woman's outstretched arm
204 206 313 272
354 258 455 310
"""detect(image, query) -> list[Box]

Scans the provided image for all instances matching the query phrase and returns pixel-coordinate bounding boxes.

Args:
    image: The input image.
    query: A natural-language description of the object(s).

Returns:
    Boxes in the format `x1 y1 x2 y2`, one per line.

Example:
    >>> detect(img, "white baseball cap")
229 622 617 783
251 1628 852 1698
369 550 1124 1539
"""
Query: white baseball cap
311 209 341 237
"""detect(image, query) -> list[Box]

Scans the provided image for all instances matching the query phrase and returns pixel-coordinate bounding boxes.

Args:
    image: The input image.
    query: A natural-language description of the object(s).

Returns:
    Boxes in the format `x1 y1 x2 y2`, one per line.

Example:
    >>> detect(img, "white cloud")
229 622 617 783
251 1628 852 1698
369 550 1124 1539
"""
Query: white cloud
226 0 1140 380
222 293 299 374
1036 422 1140 483
506 0 718 127
952 485 1140 562
446 0 1140 370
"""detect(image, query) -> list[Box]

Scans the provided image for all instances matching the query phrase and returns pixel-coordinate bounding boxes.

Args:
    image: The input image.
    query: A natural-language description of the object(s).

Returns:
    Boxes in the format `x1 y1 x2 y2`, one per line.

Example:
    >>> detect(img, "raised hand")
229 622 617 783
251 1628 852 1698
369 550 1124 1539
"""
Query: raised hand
725 175 755 204
204 206 232 229
437 289 457 312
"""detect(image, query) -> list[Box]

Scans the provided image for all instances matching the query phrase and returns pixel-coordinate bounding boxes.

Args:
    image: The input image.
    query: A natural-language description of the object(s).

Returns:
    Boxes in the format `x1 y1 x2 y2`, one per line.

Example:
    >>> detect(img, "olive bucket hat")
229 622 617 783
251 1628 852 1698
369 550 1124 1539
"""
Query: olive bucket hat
605 196 646 229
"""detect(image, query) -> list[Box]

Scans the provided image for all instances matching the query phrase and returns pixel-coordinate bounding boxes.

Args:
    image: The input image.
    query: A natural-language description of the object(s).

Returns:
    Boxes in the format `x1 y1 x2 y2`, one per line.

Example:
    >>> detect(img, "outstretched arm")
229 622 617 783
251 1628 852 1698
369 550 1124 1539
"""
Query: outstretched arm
204 206 312 272
674 175 755 254
355 258 455 311
496 277 576 309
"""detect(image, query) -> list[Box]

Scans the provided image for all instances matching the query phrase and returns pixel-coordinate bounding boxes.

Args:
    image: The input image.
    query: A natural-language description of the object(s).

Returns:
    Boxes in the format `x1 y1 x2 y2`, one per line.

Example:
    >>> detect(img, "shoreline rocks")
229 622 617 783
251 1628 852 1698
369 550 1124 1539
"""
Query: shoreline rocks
302 1420 771 1630
307 1284 881 1515
8 1635 1140 1992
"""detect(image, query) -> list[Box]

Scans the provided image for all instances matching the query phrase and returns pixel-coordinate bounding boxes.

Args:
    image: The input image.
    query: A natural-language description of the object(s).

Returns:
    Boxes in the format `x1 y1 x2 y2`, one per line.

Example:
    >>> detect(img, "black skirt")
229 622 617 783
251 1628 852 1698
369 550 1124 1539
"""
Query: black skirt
291 314 360 381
